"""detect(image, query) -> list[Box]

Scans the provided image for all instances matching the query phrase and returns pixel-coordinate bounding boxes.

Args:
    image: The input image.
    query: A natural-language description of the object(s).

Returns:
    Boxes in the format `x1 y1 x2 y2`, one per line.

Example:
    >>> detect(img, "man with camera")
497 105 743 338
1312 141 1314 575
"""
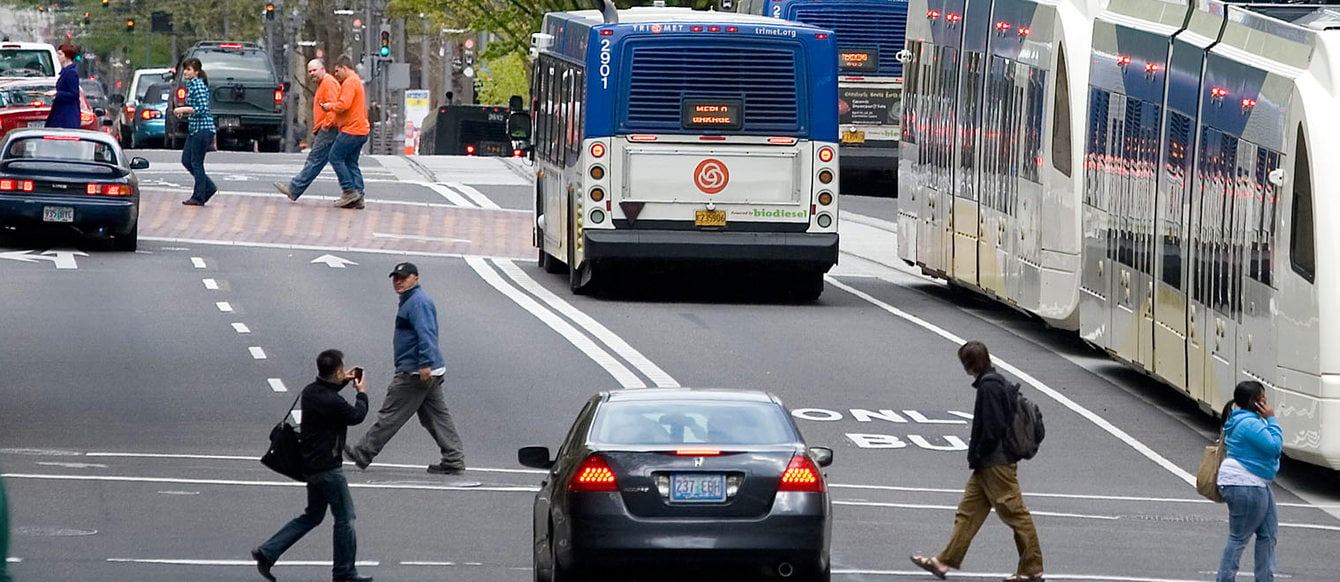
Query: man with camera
253 349 372 582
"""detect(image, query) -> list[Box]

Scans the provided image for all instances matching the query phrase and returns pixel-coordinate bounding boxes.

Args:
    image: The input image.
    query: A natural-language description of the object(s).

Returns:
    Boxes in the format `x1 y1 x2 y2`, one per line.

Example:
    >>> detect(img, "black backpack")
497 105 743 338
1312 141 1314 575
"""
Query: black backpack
1004 381 1045 460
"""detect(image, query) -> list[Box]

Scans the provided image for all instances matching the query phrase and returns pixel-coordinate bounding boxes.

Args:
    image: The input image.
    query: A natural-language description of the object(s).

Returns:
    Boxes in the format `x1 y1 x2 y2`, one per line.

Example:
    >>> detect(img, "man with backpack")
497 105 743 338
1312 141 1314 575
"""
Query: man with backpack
910 340 1044 581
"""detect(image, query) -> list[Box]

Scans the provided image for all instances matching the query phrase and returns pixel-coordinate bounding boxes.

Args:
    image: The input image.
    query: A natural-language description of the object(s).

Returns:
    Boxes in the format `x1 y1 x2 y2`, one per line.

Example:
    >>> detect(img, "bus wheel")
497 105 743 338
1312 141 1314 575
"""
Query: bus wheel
538 235 565 274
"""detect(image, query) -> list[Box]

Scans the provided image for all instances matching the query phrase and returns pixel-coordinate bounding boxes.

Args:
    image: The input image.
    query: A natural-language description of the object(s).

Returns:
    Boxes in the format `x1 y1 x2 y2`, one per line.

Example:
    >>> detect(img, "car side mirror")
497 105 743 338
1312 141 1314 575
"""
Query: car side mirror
808 446 834 468
129 157 150 170
93 107 106 117
518 446 554 469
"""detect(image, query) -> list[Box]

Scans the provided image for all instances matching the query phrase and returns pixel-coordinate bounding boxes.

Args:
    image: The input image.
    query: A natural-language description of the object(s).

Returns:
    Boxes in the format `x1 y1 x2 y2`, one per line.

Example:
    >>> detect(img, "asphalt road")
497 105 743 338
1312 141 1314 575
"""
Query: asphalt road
1 149 1337 581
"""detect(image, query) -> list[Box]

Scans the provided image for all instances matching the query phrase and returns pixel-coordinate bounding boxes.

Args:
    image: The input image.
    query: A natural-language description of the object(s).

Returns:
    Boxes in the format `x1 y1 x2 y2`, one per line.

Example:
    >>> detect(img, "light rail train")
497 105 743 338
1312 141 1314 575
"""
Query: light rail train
897 0 1340 469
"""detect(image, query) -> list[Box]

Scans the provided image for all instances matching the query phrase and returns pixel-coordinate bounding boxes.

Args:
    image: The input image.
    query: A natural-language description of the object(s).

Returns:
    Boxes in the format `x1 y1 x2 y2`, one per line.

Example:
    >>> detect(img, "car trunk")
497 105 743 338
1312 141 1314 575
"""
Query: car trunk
602 448 795 519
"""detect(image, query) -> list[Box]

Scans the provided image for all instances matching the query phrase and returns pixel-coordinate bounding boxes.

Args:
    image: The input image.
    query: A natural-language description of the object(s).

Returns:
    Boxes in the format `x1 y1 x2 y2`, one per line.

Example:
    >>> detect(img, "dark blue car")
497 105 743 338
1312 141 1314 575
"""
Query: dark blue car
519 389 834 582
0 128 149 251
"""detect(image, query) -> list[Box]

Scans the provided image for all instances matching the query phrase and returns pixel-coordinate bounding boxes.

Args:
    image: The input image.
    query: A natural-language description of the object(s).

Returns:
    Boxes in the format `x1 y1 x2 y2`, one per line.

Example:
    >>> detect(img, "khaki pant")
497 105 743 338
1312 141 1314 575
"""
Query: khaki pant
351 373 465 468
937 464 1043 575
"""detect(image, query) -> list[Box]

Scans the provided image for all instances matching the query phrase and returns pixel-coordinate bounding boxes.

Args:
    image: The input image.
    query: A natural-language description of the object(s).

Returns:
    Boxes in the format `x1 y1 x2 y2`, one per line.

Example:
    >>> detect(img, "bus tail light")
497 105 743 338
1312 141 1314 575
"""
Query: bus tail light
590 166 605 180
778 454 824 492
818 147 835 163
628 135 657 142
569 455 618 492
590 187 605 202
466 144 476 155
590 142 606 157
816 213 834 229
818 192 833 205
818 169 834 184
769 137 797 145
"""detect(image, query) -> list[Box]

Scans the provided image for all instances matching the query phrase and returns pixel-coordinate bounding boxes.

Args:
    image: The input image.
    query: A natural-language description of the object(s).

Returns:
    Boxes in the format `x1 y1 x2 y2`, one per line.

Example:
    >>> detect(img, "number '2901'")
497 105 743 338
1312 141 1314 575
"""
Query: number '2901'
599 38 612 89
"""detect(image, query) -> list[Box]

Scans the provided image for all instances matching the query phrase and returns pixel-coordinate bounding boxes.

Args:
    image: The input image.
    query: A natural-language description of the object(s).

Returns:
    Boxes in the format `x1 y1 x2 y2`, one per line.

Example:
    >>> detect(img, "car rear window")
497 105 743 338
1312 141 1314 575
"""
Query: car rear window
5 137 117 165
591 400 797 446
194 50 276 82
0 84 53 107
0 49 55 77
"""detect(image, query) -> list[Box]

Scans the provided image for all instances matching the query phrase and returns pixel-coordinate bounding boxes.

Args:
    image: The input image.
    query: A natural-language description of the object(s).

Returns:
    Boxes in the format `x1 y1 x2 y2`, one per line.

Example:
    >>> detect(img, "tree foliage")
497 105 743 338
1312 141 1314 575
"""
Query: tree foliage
475 51 528 105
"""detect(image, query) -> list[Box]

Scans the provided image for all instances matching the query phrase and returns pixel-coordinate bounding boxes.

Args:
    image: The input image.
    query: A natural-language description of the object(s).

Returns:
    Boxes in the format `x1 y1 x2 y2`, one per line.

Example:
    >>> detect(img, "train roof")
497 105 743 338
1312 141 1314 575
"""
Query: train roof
553 7 826 29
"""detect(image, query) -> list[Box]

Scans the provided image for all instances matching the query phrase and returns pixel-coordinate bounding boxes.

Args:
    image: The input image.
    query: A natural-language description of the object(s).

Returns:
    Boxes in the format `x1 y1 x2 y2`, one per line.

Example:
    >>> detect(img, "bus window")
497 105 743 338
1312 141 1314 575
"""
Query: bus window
1290 128 1314 283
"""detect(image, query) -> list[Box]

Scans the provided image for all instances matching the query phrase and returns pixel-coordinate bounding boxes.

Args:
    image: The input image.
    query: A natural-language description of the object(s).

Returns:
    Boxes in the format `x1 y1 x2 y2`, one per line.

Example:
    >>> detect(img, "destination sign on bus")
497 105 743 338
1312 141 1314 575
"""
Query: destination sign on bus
682 99 743 130
839 48 879 73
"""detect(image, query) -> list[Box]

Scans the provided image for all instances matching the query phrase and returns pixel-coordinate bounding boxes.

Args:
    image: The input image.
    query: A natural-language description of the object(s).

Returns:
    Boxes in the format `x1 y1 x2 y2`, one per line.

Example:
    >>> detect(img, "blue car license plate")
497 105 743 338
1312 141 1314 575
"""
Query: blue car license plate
42 206 73 223
670 473 725 503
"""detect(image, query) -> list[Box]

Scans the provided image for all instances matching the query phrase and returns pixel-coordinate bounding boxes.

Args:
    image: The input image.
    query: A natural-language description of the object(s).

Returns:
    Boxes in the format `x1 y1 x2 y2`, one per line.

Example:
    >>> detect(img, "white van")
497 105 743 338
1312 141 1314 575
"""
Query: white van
0 42 60 78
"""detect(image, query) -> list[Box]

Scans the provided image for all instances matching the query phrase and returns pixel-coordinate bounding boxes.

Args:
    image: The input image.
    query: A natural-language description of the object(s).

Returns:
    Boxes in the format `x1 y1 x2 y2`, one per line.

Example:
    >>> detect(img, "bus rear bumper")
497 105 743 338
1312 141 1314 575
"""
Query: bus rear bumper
584 230 838 267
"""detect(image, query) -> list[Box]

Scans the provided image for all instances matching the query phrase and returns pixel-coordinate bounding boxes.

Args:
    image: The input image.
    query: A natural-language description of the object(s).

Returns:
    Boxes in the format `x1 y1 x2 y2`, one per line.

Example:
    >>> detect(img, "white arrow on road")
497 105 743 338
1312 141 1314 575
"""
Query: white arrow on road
38 250 88 270
311 254 358 269
0 249 86 269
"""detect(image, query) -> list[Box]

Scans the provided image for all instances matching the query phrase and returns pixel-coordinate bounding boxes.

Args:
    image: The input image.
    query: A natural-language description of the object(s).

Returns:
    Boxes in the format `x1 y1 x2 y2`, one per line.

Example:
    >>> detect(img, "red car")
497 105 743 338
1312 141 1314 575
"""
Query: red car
0 79 99 139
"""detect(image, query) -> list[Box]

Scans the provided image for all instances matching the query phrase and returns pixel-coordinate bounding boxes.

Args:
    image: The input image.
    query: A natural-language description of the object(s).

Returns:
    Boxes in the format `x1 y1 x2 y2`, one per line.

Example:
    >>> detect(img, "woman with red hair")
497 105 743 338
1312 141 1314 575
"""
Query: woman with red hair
45 44 81 129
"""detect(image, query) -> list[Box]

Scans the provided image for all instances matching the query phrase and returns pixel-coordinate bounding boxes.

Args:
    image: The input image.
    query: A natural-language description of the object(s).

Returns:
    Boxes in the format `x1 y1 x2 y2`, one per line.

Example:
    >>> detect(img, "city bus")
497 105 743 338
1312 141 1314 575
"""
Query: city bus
528 5 840 299
732 0 907 191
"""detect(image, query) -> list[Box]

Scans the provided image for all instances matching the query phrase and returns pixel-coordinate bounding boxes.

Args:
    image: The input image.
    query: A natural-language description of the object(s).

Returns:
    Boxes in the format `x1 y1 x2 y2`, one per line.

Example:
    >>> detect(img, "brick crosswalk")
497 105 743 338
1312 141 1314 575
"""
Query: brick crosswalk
138 188 534 259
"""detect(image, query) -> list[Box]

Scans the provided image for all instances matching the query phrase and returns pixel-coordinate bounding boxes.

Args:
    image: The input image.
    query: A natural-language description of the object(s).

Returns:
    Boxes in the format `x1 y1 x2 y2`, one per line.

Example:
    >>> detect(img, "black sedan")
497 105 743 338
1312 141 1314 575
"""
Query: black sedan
0 128 148 251
519 388 834 582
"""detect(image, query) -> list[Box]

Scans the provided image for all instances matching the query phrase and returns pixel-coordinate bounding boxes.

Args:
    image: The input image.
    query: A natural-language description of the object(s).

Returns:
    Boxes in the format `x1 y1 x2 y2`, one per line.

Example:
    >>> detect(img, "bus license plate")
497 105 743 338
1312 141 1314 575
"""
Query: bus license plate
670 473 726 502
841 130 866 144
43 206 74 223
695 209 726 227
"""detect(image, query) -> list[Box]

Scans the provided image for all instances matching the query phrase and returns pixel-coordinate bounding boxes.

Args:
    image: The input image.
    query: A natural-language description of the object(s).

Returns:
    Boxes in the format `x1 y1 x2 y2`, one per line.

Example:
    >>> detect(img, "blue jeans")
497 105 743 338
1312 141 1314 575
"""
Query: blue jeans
181 130 217 203
329 132 367 194
289 128 338 198
1217 485 1277 582
258 468 359 578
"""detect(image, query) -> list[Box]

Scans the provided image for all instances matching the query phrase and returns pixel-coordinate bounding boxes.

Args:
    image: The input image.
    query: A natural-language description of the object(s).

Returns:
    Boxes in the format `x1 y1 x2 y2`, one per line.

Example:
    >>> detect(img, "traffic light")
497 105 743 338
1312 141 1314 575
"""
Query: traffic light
125 19 134 33
82 12 90 26
379 28 390 57
265 3 275 20
102 0 109 6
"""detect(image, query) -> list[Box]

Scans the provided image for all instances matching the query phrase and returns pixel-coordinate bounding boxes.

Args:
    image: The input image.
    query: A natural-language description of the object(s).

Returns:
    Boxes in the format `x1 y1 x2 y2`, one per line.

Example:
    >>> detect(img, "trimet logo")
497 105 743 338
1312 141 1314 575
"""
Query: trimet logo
694 159 729 194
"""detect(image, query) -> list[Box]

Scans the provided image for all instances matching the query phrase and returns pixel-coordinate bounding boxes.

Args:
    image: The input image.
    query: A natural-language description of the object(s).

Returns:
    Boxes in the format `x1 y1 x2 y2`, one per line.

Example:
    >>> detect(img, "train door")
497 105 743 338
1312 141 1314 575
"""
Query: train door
1079 88 1117 349
1011 62 1047 310
1153 107 1193 392
1189 128 1236 409
1237 146 1280 391
1109 98 1159 368
977 55 1016 297
899 38 925 265
951 0 991 288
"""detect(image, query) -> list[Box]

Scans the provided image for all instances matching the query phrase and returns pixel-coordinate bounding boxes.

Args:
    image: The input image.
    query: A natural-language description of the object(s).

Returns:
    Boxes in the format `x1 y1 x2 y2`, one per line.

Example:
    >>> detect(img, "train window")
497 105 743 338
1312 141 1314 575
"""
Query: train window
1161 113 1191 289
903 41 919 145
1052 47 1072 178
1290 130 1315 283
1260 149 1279 287
1086 89 1110 210
1024 67 1044 185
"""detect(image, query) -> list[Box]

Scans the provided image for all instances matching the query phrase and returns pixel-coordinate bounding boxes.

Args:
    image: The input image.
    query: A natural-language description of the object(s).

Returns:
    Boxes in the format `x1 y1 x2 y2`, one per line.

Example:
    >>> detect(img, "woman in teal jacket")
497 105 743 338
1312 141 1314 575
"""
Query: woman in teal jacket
1216 380 1283 582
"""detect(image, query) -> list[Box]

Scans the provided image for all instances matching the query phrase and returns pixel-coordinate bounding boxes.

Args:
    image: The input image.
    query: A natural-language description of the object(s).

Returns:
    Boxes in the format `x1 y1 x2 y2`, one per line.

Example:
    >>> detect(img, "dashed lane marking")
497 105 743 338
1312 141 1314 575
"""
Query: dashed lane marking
231 323 250 333
107 559 381 567
0 473 539 492
190 257 206 269
267 378 287 392
215 302 233 313
249 347 267 360
202 278 218 290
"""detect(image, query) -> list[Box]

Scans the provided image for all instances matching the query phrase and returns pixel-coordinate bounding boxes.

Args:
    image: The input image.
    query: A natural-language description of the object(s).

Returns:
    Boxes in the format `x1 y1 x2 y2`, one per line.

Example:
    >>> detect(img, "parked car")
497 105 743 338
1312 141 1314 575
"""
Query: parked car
166 41 285 151
111 67 171 148
0 42 59 78
519 388 834 581
0 128 149 251
0 78 99 138
129 83 170 149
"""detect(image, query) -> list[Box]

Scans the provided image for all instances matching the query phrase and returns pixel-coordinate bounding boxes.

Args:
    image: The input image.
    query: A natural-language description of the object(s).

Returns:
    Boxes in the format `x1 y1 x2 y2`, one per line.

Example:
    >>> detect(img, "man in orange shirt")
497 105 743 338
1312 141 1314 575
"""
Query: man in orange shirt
274 59 341 202
324 55 371 209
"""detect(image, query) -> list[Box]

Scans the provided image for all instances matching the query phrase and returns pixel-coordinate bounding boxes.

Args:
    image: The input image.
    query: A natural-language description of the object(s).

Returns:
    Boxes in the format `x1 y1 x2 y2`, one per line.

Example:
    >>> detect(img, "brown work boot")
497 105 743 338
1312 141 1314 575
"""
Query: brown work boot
333 190 362 208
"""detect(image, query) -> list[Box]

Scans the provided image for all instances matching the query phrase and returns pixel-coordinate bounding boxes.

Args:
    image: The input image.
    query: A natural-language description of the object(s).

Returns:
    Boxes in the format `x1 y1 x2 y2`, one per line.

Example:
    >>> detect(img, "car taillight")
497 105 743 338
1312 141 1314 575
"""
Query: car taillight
778 454 825 493
88 184 127 196
568 455 618 492
81 112 96 125
140 109 162 120
0 179 33 192
274 89 284 104
175 87 187 101
124 105 135 119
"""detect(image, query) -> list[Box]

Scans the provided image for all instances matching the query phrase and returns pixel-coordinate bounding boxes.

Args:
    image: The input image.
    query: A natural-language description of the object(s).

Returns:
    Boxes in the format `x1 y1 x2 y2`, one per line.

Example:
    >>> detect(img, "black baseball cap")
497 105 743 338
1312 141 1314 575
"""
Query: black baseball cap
389 262 419 278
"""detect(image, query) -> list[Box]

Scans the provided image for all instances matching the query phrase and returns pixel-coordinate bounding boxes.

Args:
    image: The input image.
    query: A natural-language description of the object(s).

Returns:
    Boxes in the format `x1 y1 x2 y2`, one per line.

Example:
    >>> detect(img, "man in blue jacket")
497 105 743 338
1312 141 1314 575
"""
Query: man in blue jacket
345 262 466 475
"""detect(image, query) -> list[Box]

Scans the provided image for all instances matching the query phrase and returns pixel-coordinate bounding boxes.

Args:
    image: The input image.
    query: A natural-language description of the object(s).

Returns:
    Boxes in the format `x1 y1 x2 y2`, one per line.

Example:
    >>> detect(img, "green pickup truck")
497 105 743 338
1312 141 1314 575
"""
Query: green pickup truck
166 41 285 152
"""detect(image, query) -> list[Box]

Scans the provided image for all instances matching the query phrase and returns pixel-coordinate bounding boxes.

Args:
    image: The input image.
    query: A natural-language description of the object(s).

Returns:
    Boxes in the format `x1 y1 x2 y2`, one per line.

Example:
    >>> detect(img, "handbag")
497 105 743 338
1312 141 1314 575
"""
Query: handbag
1195 431 1226 503
260 394 305 482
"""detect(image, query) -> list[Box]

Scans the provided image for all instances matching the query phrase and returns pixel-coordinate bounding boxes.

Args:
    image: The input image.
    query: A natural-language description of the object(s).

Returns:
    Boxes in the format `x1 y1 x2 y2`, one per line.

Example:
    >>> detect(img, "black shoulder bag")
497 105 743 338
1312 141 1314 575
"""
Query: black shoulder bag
260 394 306 482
